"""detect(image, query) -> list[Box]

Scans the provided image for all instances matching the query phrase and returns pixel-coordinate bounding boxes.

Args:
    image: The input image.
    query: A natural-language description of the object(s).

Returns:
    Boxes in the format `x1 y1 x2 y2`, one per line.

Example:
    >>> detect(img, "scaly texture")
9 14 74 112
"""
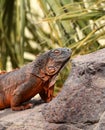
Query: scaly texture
0 48 71 111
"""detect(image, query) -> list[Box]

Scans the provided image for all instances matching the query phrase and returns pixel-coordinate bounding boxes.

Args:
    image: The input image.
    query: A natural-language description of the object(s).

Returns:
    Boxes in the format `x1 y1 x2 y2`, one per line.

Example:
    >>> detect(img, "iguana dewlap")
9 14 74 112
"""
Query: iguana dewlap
0 48 72 111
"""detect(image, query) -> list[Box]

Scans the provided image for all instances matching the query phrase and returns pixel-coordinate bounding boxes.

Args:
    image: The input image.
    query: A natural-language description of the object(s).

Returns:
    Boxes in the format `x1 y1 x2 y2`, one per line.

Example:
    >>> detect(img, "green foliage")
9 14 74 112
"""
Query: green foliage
39 0 105 55
0 0 56 69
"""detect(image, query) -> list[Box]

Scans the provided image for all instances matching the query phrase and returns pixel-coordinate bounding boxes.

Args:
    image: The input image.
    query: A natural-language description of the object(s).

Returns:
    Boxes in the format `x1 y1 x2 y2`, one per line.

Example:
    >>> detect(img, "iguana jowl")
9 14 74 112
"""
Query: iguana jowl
0 48 72 111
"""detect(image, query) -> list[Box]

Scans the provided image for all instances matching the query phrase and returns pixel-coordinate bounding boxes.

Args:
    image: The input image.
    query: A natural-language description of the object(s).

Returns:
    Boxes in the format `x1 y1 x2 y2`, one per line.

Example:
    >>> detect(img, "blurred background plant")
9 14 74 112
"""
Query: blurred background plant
0 0 105 93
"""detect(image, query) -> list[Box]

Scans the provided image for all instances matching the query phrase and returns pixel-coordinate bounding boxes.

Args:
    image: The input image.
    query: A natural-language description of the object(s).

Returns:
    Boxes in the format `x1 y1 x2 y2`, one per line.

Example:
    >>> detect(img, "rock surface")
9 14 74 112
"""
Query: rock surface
42 48 105 130
93 111 105 130
0 95 46 130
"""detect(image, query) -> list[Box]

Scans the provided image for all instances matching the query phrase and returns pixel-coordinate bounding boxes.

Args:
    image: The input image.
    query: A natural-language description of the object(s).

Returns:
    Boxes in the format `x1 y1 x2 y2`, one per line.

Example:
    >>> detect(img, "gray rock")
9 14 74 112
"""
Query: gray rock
0 95 46 130
94 111 105 130
42 48 105 130
0 124 6 130
44 123 82 130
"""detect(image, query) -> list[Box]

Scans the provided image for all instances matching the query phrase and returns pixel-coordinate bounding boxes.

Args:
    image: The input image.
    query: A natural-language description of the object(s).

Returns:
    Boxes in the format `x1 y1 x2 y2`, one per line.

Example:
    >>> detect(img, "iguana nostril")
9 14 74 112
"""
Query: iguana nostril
64 48 72 53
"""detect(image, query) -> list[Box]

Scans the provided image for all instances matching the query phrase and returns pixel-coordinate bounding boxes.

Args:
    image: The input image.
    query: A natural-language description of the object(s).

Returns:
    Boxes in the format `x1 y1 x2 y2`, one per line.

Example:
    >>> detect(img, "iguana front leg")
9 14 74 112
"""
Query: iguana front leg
0 93 6 110
11 92 33 111
11 77 39 111
39 85 54 103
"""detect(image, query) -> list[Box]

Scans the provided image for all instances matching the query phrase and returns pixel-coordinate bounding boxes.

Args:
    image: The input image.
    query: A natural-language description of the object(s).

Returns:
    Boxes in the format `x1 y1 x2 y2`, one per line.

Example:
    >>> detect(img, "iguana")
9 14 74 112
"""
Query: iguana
0 48 72 111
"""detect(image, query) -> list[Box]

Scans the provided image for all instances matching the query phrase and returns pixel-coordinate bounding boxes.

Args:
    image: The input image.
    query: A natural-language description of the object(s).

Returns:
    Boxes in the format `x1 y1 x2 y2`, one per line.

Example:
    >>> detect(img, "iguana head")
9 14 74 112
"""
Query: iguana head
33 48 72 81
45 48 72 75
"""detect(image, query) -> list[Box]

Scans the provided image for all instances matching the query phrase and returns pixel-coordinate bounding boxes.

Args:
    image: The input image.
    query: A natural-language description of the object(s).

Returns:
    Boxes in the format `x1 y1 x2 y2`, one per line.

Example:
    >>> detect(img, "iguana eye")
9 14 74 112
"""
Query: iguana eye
54 49 60 55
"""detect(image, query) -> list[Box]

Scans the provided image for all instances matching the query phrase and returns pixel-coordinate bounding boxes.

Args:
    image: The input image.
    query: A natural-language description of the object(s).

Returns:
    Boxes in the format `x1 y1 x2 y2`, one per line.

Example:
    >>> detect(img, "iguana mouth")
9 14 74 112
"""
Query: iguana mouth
57 56 71 75
64 56 71 64
62 56 70 66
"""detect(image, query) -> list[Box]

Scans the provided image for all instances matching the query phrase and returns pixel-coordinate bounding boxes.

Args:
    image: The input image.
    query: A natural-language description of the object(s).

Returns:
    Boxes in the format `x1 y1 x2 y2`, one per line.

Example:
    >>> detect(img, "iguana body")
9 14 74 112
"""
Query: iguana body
0 48 71 111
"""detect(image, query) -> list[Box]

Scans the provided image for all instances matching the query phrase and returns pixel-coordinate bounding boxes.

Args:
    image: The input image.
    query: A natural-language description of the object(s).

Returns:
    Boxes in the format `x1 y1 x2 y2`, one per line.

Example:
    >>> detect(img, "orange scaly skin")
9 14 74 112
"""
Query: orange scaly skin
0 71 6 74
0 48 71 111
